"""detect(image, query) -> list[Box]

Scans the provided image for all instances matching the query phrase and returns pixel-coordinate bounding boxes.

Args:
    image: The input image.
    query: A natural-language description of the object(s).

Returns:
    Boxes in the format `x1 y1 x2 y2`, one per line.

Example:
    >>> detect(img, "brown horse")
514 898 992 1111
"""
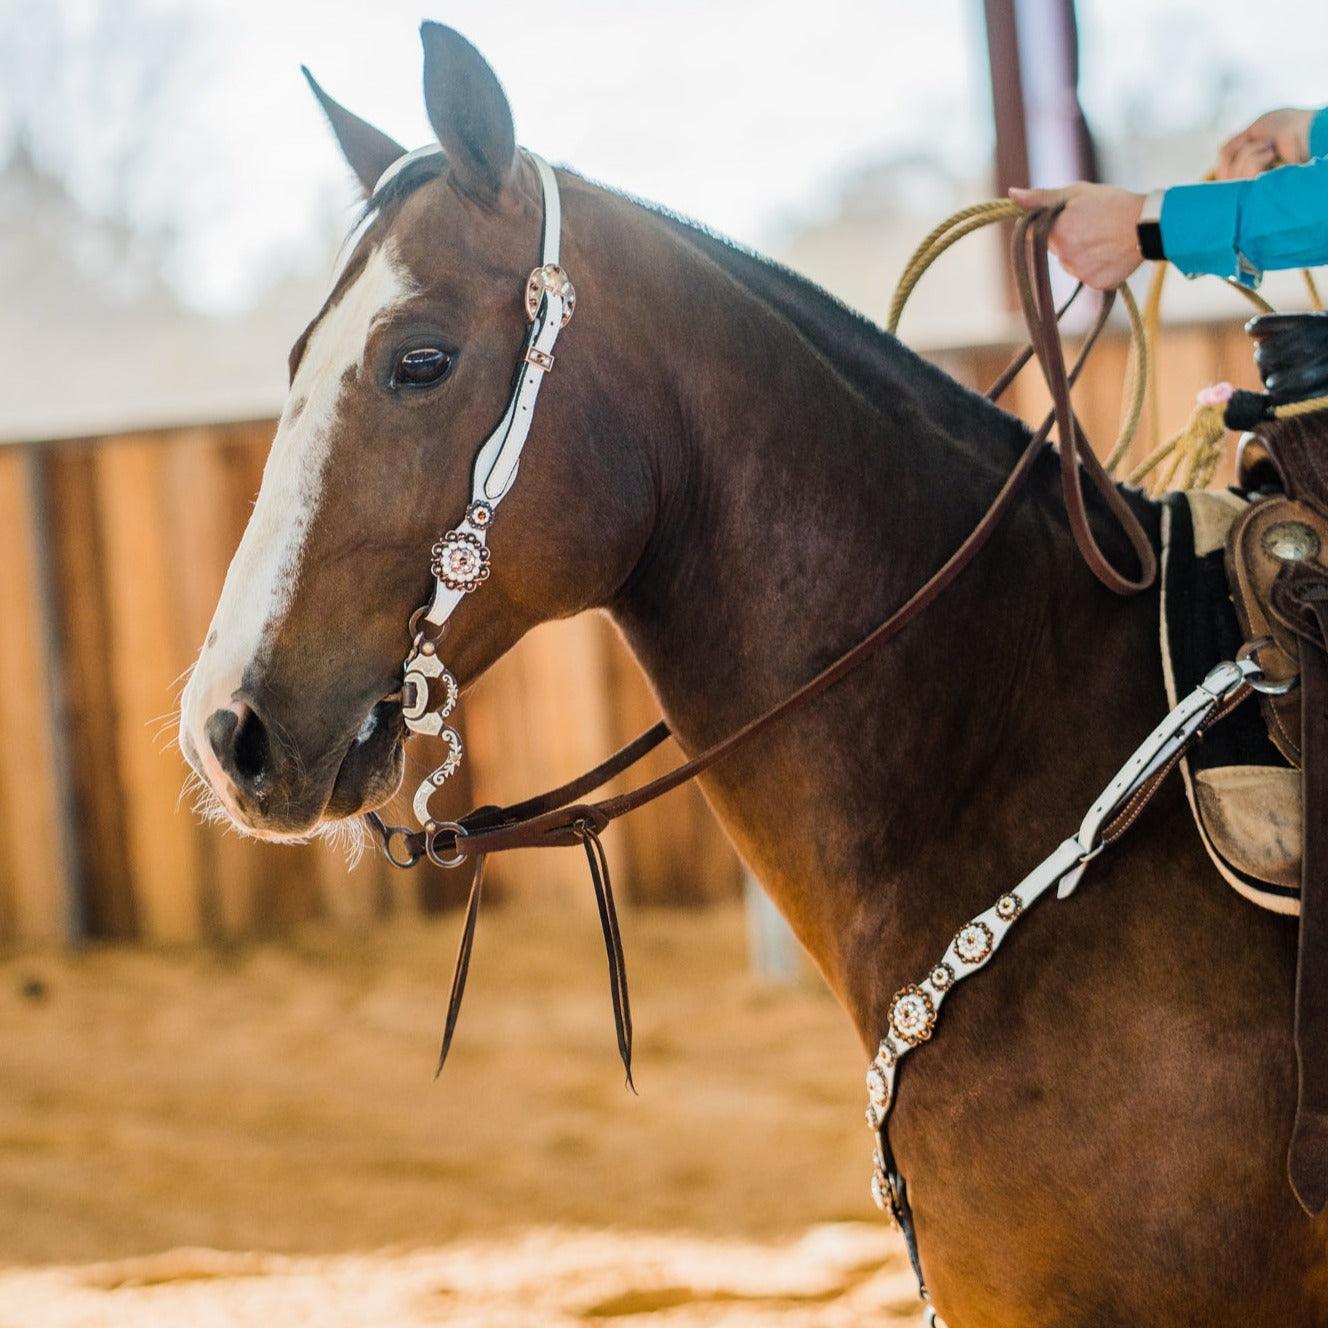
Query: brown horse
178 24 1325 1325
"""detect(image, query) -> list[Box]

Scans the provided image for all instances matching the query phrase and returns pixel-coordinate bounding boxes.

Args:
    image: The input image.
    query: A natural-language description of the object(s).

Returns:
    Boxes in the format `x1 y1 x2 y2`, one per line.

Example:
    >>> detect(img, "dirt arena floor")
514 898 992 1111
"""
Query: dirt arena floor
0 902 921 1325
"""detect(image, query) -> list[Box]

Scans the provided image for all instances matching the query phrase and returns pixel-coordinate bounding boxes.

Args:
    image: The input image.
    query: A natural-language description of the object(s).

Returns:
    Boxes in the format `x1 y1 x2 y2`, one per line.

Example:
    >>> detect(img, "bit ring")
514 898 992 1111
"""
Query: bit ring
426 820 469 869
383 826 422 869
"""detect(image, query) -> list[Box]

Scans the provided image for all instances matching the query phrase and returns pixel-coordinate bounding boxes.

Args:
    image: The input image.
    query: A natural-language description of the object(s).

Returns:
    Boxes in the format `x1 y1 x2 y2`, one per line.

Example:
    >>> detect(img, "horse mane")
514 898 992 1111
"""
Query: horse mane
620 188 1036 476
360 152 1034 476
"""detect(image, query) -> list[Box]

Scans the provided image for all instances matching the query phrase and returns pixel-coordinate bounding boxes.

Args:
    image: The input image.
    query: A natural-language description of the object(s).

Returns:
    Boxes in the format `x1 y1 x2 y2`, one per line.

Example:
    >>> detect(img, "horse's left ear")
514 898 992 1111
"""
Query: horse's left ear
302 67 406 198
420 23 517 203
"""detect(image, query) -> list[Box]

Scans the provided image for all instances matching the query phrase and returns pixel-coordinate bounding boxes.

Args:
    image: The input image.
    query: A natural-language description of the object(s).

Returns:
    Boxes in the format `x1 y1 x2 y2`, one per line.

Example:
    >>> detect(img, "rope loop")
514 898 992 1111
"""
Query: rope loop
888 191 1320 499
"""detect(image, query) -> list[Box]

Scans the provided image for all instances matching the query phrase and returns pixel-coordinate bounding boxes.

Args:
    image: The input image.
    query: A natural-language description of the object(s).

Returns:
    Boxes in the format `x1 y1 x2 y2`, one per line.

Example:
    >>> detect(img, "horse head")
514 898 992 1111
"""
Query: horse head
179 24 655 839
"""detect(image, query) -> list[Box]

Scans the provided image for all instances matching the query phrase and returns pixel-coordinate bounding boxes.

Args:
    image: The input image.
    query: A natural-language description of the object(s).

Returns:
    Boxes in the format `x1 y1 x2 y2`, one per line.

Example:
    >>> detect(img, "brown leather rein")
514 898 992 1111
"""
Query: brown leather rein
367 208 1158 1080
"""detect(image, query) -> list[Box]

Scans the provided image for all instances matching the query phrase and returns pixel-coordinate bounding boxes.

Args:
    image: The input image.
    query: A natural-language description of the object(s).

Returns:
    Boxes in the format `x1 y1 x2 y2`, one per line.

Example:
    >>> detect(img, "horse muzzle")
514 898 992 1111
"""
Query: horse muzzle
191 693 405 837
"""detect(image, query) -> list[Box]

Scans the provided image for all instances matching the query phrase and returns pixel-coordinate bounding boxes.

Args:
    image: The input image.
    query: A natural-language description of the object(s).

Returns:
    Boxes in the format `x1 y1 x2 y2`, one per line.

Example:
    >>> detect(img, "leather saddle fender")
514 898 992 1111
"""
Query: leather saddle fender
1230 401 1328 1215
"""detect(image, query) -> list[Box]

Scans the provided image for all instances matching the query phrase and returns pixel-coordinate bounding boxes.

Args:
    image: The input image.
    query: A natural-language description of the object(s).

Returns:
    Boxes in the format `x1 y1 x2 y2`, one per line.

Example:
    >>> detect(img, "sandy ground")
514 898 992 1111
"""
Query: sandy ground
0 1228 924 1326
0 903 920 1325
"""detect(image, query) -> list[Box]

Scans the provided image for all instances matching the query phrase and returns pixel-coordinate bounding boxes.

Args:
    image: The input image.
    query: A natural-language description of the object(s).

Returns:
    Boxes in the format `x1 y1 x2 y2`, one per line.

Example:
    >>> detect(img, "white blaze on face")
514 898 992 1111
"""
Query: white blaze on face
180 239 415 796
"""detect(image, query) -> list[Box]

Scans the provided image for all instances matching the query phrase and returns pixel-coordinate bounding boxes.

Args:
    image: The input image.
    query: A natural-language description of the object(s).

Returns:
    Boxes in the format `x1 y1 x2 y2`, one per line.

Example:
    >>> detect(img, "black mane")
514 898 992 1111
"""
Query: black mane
633 193 1034 475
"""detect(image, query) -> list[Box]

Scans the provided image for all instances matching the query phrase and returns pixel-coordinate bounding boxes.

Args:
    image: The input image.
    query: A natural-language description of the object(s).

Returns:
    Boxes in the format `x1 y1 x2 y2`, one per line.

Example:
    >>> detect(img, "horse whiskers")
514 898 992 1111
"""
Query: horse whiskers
180 764 369 866
310 814 368 868
181 768 228 824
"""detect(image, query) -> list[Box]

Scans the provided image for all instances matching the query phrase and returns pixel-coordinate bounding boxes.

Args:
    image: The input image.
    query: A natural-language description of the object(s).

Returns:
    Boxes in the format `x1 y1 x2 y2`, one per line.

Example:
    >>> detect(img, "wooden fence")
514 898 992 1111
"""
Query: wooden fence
0 318 1265 945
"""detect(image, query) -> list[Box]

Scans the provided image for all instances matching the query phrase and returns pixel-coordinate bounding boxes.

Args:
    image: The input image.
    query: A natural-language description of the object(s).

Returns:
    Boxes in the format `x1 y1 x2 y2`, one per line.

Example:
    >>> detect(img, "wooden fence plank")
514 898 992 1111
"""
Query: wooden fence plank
94 435 205 942
599 622 745 906
0 450 70 941
44 444 138 938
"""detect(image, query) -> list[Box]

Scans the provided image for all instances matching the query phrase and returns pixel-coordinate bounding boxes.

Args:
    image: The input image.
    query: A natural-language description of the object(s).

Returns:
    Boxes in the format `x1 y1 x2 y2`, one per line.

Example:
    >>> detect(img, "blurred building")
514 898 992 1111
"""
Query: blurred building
0 141 321 443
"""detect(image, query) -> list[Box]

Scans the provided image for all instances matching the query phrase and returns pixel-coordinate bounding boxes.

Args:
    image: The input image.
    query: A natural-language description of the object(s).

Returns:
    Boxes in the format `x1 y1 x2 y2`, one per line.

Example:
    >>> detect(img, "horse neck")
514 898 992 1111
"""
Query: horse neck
574 189 1162 1040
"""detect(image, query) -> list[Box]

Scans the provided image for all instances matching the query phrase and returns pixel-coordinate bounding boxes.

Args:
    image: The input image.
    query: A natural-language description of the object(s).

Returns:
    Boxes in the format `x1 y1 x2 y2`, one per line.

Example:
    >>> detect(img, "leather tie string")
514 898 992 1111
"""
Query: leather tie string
429 818 634 1090
436 852 486 1077
576 820 635 1090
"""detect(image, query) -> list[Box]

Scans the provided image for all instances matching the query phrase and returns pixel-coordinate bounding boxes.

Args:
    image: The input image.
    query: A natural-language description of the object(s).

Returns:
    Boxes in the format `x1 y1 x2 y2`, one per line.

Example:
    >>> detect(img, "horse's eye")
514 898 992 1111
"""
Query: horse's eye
393 347 452 388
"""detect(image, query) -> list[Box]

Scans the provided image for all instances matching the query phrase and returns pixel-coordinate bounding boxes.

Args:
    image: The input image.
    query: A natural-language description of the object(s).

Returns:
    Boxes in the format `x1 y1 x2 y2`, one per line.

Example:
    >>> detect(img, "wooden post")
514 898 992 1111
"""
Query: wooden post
744 873 802 982
983 0 1097 312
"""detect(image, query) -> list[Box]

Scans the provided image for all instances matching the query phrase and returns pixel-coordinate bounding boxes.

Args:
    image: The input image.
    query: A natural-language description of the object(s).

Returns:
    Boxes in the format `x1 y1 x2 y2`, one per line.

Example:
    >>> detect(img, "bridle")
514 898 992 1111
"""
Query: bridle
366 146 638 1081
365 146 575 861
357 162 1269 1323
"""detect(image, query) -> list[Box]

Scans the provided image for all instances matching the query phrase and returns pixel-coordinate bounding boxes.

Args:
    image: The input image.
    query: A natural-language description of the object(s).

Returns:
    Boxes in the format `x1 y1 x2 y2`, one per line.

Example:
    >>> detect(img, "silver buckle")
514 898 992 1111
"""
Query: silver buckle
524 263 575 325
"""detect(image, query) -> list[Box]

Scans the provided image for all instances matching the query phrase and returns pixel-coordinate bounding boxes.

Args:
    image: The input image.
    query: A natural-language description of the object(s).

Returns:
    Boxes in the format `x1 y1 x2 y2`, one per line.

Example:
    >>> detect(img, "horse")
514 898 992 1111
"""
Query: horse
177 23 1324 1325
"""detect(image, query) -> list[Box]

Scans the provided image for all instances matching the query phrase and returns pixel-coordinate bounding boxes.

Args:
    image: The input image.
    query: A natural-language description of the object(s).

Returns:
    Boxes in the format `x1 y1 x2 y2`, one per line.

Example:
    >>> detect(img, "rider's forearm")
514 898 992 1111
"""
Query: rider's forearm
1161 106 1328 286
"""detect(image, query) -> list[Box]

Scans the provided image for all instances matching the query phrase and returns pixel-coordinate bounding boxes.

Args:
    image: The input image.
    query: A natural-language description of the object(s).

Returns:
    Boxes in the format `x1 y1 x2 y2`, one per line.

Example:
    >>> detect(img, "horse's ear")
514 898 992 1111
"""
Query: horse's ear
301 66 406 198
419 23 516 203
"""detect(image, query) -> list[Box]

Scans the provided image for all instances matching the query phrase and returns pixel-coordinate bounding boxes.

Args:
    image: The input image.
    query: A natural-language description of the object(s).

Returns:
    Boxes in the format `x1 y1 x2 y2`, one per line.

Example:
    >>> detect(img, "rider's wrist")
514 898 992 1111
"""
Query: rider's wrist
1137 189 1166 262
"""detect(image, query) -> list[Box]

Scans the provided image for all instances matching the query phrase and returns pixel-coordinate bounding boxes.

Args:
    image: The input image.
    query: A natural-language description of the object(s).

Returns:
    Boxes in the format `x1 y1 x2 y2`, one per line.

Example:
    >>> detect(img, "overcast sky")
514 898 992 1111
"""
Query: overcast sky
5 0 1326 311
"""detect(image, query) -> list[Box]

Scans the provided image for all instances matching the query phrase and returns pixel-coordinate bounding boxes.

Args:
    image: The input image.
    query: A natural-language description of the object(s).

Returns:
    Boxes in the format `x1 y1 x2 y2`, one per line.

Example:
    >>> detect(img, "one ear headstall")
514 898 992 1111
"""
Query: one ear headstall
382 148 574 838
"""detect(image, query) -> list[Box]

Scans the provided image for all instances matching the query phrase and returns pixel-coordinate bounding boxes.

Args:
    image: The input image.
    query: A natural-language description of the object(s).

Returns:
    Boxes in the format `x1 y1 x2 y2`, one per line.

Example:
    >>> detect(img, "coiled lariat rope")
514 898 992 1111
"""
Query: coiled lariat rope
889 195 1326 496
889 198 1148 476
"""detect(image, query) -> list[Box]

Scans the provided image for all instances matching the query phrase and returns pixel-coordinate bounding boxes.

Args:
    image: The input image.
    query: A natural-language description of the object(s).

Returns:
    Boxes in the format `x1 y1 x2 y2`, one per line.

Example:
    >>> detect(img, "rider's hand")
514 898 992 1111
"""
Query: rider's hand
1216 108 1316 179
1007 182 1145 291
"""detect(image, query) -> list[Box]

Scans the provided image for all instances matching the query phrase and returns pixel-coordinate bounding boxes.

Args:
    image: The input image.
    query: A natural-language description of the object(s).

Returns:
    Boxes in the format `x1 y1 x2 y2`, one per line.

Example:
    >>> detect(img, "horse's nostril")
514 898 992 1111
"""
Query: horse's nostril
205 700 272 793
232 704 270 786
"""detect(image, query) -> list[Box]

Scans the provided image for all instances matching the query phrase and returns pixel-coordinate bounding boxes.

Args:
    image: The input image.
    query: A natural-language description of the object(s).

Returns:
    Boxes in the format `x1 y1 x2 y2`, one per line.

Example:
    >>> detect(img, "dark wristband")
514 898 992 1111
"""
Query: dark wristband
1137 189 1165 261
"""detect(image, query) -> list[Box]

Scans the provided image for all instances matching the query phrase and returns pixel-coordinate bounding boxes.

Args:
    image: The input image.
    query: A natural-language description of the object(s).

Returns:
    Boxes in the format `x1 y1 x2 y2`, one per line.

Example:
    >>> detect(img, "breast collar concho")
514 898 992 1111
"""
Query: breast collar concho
385 147 573 861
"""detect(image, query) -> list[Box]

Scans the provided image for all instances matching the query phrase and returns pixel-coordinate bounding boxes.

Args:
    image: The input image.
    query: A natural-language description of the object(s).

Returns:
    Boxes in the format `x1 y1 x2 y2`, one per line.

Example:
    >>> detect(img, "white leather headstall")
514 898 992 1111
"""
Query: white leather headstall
380 149 574 852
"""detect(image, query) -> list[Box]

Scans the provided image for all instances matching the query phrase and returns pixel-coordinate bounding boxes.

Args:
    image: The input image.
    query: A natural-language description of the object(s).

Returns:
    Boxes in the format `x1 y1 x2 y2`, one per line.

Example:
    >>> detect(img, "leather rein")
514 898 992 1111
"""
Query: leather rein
366 184 1157 1081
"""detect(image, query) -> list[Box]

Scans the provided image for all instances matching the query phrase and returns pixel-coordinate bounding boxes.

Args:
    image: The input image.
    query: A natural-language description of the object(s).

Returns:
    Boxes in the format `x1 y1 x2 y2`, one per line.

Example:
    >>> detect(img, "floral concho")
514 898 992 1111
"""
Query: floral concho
928 961 955 991
953 919 994 965
431 529 491 592
888 984 937 1047
466 500 494 529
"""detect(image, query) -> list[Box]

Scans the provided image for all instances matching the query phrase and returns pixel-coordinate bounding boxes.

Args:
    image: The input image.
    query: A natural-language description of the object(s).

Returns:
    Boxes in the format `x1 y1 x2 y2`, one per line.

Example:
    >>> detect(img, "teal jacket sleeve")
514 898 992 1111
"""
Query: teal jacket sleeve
1159 106 1328 286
